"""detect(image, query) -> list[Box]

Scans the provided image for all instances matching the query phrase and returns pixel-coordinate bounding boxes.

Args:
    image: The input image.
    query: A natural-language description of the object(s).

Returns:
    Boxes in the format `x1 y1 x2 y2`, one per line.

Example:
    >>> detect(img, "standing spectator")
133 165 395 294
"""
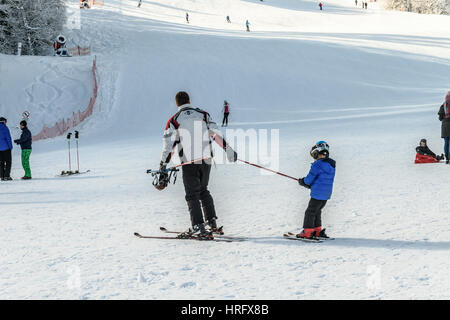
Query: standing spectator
355 0 358 6
186 12 189 23
222 100 230 127
365 2 368 9
319 2 323 10
438 91 450 164
0 117 13 181
14 120 33 179
246 20 250 32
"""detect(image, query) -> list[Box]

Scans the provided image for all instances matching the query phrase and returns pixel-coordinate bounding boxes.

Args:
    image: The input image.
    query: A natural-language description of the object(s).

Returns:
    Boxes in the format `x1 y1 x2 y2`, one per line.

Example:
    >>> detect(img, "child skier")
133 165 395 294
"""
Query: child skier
415 139 444 161
297 141 336 239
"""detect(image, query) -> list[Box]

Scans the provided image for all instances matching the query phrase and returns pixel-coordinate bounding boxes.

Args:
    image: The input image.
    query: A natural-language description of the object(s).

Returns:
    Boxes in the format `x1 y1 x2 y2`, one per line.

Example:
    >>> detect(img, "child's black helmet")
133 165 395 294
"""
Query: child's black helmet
310 141 329 159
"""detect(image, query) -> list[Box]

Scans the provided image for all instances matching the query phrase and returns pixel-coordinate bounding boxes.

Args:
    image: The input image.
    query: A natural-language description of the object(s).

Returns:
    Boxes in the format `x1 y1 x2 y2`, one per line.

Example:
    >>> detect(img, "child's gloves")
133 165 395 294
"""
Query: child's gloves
298 178 311 189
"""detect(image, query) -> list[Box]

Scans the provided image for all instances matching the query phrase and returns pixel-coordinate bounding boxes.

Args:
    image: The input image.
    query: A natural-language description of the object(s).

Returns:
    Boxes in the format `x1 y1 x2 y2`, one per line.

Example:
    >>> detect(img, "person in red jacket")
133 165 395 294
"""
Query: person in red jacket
319 2 323 10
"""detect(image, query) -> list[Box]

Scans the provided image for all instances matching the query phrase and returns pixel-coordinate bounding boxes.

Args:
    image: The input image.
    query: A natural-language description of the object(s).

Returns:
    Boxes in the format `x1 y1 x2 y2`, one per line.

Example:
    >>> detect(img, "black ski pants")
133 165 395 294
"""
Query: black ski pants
0 149 12 179
222 112 229 126
303 198 327 229
182 163 217 227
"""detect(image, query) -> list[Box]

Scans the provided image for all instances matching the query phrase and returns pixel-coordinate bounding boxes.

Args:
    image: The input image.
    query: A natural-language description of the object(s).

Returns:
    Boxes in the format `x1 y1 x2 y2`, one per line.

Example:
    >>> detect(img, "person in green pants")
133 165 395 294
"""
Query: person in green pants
14 120 32 180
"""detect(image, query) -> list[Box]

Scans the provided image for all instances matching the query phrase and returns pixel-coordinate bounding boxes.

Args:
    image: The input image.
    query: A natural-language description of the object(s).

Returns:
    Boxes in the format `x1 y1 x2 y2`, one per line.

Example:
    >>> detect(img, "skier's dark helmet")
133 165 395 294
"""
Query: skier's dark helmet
310 141 329 159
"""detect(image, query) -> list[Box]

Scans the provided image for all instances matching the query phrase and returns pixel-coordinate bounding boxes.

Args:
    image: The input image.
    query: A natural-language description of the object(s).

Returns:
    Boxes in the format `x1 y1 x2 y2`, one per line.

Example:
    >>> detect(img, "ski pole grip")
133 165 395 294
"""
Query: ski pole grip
75 131 79 139
67 132 72 140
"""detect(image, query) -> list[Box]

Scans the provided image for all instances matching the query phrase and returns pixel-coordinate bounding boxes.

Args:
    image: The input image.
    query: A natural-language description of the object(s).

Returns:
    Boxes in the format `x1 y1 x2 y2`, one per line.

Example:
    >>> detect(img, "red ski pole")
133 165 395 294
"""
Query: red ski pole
170 156 211 169
237 159 298 181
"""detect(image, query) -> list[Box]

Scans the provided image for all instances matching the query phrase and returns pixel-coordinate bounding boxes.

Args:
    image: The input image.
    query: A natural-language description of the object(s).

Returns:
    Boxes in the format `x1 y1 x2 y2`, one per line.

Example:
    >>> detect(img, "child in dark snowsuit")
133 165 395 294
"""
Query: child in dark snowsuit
297 141 336 239
416 139 444 161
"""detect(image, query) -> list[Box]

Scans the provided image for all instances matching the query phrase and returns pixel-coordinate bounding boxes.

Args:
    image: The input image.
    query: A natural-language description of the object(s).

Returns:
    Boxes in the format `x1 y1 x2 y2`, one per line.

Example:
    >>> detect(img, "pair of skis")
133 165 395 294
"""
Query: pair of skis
135 227 334 243
134 227 248 243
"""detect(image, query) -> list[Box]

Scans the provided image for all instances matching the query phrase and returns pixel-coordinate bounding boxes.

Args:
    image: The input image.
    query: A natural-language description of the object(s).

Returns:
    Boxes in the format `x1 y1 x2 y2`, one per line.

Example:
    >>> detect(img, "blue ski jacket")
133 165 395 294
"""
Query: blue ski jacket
0 123 13 151
304 157 336 200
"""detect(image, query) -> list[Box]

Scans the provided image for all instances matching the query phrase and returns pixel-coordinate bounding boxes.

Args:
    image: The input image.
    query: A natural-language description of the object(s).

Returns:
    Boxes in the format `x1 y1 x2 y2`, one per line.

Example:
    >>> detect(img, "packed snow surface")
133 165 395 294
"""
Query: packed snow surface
0 0 449 299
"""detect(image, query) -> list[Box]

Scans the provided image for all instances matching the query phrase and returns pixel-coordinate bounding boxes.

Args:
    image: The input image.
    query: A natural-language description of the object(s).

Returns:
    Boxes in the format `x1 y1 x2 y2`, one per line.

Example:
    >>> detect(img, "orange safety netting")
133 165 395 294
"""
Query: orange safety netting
68 45 91 57
33 57 98 141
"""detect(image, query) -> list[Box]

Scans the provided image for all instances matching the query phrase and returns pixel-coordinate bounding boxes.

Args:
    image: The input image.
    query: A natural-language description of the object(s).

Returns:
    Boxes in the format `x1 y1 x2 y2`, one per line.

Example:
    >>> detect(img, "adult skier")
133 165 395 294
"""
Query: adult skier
438 91 450 164
0 117 13 181
297 141 336 239
138 0 142 8
222 100 230 127
246 20 250 32
415 139 444 161
14 120 33 179
186 12 189 23
319 2 323 10
155 91 238 239
226 15 231 23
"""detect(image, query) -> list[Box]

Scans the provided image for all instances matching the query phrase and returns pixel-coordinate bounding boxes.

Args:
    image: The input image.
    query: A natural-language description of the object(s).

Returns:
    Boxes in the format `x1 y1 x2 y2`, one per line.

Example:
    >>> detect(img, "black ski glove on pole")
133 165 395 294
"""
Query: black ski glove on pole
298 177 311 189
154 162 169 190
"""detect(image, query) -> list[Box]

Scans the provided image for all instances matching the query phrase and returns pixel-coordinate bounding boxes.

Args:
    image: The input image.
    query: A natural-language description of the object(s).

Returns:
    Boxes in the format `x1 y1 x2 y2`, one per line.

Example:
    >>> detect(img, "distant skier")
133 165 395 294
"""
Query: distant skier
186 12 189 23
355 0 358 6
246 20 250 32
14 120 33 180
365 2 368 9
297 141 336 240
156 91 238 239
319 2 323 10
438 91 450 164
222 100 230 127
226 15 231 23
415 139 444 161
138 0 142 8
0 117 13 181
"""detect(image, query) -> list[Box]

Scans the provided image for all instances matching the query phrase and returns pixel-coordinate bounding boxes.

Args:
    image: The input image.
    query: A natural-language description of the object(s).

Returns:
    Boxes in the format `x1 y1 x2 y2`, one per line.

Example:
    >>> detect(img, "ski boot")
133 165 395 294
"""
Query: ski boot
177 223 213 240
314 227 330 239
296 228 316 239
206 218 224 235
3 177 12 181
21 176 32 180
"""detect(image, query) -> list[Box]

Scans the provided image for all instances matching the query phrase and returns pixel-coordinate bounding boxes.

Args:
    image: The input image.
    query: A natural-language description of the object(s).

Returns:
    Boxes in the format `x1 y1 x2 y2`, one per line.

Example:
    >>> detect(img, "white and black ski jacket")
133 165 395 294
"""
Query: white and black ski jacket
160 104 234 166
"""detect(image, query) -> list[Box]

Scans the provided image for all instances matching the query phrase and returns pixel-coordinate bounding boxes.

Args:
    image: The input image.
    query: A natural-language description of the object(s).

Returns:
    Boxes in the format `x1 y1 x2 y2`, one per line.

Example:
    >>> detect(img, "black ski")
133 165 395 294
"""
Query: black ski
58 170 91 177
134 232 234 243
159 226 248 241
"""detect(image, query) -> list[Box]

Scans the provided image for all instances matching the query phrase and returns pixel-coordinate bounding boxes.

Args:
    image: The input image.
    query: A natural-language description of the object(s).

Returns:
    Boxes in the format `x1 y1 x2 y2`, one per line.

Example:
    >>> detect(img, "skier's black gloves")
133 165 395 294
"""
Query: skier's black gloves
298 178 311 189
154 162 169 190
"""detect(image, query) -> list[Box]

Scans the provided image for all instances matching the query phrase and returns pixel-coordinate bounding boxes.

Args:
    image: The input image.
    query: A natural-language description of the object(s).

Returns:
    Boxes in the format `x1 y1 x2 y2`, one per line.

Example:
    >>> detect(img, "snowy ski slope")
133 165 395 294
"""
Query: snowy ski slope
0 0 449 299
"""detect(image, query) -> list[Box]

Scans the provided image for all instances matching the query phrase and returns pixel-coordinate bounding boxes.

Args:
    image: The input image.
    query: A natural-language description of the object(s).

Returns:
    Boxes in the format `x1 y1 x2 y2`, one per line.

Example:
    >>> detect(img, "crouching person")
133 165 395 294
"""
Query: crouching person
14 120 32 180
